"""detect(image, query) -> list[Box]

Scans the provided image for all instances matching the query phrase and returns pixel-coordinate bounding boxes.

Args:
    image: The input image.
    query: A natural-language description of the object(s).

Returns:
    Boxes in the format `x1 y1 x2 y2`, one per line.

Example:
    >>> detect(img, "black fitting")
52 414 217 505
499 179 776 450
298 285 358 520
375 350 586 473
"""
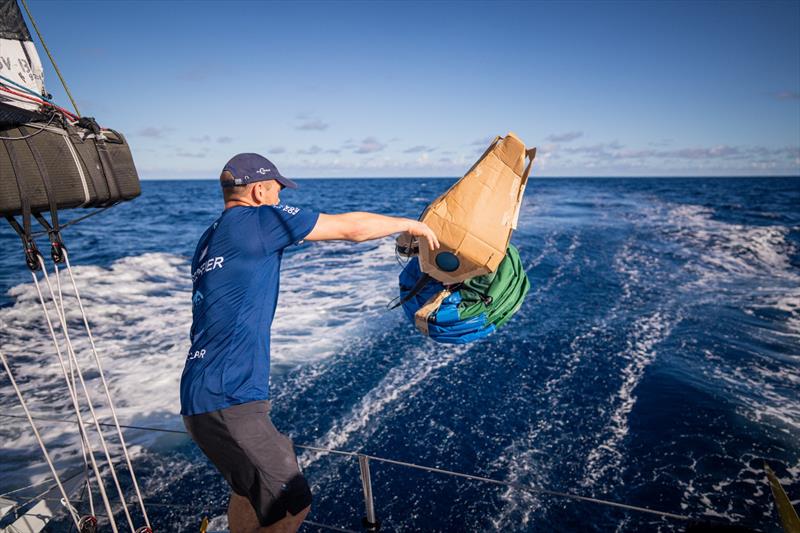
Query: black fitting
78 515 97 533
48 233 66 264
77 116 102 135
362 517 381 532
23 238 42 271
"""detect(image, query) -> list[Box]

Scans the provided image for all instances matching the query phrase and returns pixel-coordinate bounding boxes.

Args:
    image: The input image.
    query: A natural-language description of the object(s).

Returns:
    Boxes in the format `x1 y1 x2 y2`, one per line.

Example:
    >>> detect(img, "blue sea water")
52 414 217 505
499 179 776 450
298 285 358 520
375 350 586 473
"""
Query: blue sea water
0 177 798 532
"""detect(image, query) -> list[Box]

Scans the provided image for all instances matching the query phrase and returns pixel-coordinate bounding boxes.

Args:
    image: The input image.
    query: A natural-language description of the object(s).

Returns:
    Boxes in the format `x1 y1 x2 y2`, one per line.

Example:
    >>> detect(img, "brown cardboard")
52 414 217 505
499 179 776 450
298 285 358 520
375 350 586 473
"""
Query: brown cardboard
414 289 452 335
417 132 536 284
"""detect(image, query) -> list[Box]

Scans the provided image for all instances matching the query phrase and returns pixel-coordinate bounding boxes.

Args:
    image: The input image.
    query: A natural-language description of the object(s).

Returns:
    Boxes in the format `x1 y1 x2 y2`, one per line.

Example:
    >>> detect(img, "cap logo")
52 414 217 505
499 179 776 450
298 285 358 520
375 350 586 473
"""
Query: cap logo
256 167 271 175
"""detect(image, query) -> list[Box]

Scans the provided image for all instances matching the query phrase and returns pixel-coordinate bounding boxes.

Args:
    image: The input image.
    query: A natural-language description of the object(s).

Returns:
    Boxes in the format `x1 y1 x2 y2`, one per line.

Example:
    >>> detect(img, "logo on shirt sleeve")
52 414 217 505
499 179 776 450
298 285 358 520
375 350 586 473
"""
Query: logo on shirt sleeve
272 204 300 216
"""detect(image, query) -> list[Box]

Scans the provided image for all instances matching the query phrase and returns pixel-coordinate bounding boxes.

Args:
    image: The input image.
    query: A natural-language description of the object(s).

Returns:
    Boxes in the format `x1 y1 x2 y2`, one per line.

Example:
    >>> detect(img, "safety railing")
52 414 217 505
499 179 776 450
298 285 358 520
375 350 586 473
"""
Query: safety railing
0 412 762 532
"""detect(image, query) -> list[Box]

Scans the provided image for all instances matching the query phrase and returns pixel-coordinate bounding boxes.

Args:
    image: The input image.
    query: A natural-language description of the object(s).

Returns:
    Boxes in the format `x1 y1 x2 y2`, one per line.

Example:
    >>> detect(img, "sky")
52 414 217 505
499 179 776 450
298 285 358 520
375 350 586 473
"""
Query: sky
18 0 800 179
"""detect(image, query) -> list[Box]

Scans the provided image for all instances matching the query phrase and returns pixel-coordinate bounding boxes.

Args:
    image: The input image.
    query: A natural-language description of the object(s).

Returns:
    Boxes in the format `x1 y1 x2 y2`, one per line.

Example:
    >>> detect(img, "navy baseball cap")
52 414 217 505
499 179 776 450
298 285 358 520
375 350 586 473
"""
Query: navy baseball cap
220 153 298 189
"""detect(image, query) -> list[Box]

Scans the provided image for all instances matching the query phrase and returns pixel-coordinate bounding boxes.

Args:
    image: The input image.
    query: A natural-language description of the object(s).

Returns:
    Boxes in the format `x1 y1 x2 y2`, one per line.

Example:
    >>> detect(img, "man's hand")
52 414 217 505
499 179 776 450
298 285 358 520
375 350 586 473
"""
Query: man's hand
404 220 440 251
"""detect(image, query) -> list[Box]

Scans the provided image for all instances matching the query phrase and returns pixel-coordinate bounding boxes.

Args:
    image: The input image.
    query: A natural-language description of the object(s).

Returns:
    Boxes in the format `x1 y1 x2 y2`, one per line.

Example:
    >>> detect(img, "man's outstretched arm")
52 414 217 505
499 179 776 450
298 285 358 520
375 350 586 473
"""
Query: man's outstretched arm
305 212 440 250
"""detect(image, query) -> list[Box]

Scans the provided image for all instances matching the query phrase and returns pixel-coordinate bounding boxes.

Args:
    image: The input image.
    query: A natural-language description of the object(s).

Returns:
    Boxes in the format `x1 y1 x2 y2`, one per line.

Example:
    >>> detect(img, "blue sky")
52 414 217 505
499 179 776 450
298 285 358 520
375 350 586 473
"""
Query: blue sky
21 0 800 178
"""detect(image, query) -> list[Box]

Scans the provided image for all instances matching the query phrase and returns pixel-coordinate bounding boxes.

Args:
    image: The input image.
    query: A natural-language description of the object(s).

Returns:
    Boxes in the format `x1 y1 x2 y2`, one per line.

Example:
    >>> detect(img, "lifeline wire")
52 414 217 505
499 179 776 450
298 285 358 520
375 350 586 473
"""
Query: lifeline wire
0 414 706 526
62 249 152 530
0 470 86 526
30 262 120 532
18 0 81 116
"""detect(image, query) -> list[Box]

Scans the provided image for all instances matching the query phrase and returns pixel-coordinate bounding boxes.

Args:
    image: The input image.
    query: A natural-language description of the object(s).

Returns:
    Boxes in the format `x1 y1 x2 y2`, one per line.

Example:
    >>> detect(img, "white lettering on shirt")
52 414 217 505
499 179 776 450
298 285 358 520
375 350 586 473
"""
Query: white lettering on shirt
192 256 224 283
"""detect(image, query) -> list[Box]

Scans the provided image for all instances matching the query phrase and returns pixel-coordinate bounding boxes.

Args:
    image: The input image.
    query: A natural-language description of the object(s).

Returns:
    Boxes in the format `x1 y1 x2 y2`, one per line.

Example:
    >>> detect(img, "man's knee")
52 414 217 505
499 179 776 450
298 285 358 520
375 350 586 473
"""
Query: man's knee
260 505 310 533
228 491 261 533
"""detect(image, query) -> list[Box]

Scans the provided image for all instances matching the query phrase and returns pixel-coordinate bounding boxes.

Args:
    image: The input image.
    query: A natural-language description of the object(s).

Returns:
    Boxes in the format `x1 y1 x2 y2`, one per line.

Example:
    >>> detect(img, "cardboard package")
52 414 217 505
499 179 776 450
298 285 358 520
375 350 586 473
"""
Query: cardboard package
417 132 536 284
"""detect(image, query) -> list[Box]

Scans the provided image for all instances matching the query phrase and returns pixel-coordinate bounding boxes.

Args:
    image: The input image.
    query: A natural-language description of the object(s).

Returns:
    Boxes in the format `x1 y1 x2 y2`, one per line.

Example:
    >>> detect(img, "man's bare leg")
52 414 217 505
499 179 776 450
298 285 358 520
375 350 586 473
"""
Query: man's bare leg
228 491 310 533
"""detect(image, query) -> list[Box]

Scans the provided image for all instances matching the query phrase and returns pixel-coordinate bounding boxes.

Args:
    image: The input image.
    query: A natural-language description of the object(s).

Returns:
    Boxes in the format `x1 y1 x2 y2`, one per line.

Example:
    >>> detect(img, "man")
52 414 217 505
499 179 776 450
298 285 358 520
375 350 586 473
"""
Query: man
180 153 439 533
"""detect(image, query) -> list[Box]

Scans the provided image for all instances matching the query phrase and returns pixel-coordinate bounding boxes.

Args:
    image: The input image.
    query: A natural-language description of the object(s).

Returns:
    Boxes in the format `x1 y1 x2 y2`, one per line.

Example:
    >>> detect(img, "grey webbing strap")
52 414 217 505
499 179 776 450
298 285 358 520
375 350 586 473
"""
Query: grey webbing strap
3 137 41 270
95 139 121 201
21 126 60 229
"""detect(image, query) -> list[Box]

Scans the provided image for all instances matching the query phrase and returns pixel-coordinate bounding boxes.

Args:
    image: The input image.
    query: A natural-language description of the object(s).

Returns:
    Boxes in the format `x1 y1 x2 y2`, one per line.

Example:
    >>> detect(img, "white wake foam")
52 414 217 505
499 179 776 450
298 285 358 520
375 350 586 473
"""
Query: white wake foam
0 238 400 490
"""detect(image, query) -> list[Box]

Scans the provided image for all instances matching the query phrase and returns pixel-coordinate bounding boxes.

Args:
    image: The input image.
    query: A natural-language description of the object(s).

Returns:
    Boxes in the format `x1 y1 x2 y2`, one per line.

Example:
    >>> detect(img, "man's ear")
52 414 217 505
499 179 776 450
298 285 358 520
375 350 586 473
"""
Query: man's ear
250 183 263 204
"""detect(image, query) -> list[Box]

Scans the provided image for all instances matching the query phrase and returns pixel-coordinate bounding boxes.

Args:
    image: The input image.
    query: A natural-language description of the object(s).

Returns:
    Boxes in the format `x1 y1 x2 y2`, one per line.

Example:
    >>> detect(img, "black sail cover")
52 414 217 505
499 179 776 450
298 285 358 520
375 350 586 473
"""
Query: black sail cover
0 0 31 40
0 0 140 220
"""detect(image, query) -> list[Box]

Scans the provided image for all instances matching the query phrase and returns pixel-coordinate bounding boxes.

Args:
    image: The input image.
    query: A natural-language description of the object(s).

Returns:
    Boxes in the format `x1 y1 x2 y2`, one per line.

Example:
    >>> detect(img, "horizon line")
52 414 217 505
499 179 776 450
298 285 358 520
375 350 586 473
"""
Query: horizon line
139 175 800 181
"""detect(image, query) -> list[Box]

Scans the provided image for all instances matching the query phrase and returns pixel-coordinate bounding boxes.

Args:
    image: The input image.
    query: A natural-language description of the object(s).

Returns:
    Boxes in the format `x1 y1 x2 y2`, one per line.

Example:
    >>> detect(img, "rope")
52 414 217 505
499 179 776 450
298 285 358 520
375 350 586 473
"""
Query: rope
0 350 81 529
30 263 120 532
1 470 87 527
29 205 116 237
4 410 759 529
55 264 95 518
302 520 359 533
0 477 52 499
37 256 136 530
18 0 81 117
9 493 359 533
62 249 152 530
0 109 58 141
368 456 690 522
0 84 78 120
0 73 51 100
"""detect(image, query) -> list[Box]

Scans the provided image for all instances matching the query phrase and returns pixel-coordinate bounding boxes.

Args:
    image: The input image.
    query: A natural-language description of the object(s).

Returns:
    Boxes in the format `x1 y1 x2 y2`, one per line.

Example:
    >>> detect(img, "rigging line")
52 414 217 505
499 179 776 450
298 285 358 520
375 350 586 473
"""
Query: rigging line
364 456 691 522
62 249 152 530
0 413 699 525
20 496 360 533
2 469 88 520
0 477 52 499
55 264 95 518
29 205 116 237
0 73 51 100
0 350 81 529
294 520 358 533
18 0 81 117
0 412 189 436
0 111 58 141
29 268 119 532
0 84 78 120
34 259 129 532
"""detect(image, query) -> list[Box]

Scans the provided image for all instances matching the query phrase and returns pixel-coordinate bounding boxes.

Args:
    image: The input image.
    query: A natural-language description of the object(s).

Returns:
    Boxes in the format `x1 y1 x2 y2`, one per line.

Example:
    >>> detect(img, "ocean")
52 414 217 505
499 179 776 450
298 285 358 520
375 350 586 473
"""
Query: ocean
0 177 798 532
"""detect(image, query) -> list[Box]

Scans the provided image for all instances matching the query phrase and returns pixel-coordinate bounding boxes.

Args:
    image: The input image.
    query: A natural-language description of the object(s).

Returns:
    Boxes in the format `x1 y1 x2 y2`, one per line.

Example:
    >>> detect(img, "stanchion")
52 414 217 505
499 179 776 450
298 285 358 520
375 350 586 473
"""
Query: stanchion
358 455 380 532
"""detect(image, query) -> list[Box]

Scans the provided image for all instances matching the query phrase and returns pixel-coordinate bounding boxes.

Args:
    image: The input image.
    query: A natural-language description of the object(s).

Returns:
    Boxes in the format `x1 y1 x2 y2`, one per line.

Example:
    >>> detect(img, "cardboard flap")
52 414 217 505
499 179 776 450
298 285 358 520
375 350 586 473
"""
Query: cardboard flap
495 132 527 174
419 132 534 284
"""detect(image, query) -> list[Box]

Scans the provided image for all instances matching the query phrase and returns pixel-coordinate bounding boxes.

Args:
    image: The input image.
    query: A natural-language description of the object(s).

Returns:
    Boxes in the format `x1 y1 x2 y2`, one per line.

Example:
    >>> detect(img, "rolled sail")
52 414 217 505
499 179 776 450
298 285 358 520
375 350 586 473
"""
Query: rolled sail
0 0 46 115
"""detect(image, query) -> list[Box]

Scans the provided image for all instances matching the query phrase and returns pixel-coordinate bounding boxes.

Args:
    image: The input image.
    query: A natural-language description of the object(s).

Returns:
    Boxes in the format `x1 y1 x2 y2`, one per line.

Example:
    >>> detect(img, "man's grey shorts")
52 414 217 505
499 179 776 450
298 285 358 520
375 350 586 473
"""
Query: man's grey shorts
183 400 312 526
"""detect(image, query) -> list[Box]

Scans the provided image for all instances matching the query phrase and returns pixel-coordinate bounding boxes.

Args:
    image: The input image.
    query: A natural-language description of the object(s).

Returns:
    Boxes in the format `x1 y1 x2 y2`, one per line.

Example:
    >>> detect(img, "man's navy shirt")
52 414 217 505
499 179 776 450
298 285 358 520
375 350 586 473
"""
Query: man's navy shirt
180 203 319 416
